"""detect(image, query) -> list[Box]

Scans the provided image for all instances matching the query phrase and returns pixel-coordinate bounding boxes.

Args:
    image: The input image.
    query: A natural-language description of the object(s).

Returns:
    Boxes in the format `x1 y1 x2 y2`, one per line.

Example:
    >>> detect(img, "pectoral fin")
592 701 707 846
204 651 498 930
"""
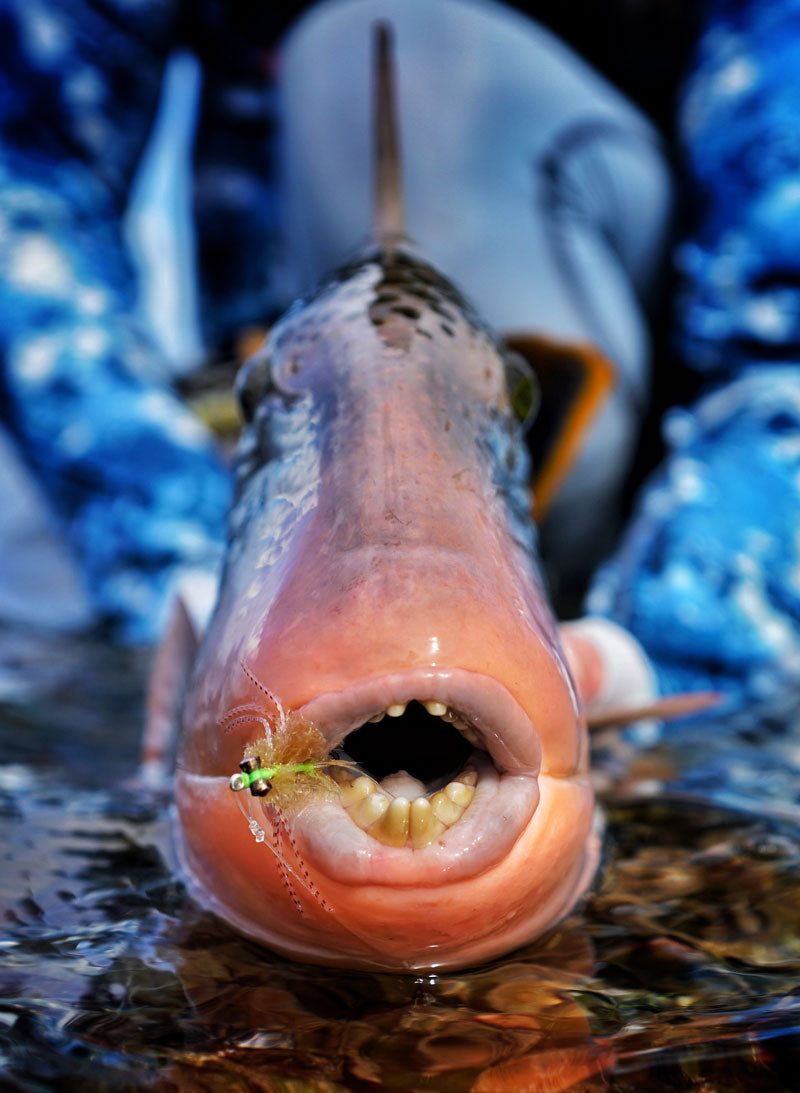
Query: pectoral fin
586 691 722 730
141 596 198 785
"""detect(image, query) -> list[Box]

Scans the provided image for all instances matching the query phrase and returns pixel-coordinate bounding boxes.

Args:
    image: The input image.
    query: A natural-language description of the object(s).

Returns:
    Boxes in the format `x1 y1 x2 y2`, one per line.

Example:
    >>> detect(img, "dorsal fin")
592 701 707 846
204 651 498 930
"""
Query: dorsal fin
373 22 405 248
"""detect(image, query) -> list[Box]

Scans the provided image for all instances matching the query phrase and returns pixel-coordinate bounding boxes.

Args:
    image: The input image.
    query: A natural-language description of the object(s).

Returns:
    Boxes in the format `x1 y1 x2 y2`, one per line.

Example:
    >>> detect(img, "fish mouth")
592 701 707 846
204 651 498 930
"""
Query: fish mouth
284 668 543 887
177 663 594 970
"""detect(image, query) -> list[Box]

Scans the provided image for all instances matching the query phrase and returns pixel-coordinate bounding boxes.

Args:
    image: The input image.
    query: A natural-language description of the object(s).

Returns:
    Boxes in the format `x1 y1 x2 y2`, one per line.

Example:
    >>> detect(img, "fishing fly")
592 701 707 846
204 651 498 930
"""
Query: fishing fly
225 661 358 915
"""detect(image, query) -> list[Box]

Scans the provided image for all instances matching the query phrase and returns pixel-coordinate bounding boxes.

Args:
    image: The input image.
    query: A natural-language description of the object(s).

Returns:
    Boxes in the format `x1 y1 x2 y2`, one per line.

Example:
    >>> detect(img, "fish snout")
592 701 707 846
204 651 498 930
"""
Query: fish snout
175 661 597 971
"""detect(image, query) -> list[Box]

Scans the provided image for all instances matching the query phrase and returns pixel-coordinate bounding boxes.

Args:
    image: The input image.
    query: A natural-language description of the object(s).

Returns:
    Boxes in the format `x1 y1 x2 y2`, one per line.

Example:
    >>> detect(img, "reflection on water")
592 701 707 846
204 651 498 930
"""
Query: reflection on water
1 628 799 1091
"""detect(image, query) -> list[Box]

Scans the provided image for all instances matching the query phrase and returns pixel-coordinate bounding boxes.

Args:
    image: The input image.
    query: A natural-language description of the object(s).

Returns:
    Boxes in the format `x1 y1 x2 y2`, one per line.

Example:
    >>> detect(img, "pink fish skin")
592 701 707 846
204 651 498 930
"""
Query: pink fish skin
173 241 599 972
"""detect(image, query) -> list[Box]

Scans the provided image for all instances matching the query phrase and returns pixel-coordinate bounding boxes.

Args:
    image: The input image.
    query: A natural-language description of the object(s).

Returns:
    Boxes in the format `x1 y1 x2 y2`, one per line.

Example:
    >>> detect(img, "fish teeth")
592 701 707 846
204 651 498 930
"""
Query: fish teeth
444 781 474 808
351 792 389 829
374 796 410 847
339 774 376 807
339 771 476 848
430 790 463 826
409 798 446 849
362 700 483 752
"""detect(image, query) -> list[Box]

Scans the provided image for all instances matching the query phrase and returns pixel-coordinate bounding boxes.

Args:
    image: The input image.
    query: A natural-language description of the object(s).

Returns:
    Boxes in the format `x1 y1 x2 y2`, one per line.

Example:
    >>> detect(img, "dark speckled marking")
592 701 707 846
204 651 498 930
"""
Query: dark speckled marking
332 246 490 342
391 305 421 320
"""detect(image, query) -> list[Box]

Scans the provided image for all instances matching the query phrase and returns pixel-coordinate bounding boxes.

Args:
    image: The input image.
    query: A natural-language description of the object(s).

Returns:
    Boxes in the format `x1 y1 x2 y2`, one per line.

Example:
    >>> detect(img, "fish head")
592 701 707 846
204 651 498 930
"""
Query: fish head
174 247 599 972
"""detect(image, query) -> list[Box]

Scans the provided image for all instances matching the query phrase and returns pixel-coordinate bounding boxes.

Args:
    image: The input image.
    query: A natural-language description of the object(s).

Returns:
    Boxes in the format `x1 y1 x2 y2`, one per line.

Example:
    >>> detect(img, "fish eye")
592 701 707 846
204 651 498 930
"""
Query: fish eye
504 349 540 429
236 346 304 420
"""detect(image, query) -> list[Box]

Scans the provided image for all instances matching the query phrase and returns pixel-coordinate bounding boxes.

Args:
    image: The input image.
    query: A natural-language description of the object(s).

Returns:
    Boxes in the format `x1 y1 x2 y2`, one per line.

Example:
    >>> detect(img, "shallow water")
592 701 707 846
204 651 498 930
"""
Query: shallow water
1 627 799 1092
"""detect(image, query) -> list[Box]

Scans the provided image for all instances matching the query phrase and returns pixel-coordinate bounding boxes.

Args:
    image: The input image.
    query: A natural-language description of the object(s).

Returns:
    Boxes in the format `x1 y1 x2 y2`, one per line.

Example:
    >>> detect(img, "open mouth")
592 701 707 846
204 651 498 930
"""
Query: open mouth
331 700 481 848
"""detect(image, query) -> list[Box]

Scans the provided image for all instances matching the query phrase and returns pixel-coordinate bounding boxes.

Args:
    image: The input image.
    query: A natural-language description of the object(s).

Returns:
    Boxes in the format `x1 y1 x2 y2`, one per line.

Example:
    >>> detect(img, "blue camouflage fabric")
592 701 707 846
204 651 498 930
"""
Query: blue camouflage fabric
590 0 800 728
0 0 286 640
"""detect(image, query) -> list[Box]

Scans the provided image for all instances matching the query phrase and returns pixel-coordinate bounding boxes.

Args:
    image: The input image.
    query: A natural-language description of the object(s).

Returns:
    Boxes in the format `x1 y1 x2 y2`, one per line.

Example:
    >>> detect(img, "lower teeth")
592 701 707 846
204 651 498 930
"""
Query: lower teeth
333 767 477 848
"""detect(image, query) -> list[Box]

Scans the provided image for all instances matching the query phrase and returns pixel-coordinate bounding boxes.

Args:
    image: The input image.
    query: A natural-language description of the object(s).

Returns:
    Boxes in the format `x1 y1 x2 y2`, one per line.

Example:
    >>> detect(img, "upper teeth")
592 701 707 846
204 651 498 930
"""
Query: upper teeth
365 701 481 744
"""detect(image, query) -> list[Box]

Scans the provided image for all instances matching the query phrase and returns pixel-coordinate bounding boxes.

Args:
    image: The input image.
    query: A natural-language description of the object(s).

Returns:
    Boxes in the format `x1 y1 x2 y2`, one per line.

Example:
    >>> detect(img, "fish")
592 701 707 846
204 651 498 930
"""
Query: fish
150 24 714 973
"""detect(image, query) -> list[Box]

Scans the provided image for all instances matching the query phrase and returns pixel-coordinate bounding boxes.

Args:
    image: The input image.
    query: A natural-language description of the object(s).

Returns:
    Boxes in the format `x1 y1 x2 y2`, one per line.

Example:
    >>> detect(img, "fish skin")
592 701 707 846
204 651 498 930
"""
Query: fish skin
168 21 597 972
172 239 598 971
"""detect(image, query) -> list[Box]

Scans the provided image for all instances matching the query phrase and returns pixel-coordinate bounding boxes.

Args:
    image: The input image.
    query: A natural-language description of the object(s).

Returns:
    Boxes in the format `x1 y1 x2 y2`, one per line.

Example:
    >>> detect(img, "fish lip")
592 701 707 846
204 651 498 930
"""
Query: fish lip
296 666 542 775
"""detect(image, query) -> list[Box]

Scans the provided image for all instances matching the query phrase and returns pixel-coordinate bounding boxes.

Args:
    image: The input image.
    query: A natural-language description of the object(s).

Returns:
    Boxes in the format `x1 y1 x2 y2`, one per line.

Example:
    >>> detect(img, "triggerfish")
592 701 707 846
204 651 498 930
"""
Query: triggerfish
146 26 712 973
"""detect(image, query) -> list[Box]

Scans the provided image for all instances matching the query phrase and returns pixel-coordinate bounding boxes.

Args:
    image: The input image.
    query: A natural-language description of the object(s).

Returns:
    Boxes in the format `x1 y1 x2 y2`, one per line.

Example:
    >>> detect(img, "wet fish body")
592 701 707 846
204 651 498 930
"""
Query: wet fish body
170 27 597 972
173 237 597 969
